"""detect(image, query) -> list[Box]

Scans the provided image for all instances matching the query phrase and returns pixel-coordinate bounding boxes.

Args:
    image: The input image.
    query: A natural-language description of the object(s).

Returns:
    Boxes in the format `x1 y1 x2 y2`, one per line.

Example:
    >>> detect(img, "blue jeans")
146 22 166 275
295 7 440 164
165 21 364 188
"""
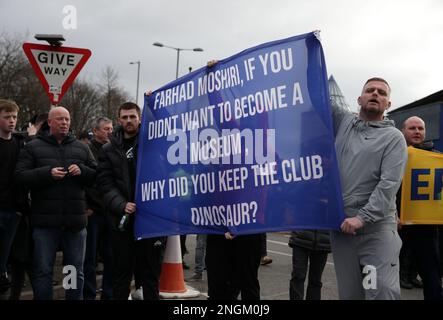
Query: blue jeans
32 227 86 300
0 210 21 274
194 234 207 275
83 214 113 300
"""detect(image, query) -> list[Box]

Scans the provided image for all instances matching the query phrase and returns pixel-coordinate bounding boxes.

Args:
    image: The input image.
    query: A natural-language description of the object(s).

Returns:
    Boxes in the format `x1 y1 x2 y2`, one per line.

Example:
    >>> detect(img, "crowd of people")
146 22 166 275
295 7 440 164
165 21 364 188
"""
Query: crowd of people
0 74 442 300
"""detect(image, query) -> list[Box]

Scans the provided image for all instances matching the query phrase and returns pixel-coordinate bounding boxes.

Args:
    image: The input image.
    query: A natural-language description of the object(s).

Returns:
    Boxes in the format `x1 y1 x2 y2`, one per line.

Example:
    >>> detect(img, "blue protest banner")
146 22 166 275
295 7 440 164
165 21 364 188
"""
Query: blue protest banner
135 31 345 239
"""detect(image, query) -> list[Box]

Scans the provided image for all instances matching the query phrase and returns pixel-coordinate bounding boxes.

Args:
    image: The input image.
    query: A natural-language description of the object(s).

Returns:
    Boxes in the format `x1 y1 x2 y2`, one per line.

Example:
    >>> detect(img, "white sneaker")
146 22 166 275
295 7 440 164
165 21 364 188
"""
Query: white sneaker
130 287 144 300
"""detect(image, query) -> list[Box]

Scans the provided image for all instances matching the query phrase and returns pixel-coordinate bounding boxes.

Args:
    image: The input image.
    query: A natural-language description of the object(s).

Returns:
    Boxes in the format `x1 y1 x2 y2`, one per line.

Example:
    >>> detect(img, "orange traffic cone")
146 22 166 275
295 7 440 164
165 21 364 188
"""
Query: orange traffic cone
159 235 200 299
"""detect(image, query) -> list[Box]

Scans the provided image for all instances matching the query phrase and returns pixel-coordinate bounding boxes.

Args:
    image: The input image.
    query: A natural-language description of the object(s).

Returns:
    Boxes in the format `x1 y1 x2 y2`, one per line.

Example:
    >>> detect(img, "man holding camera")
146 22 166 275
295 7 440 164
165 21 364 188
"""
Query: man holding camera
15 106 96 300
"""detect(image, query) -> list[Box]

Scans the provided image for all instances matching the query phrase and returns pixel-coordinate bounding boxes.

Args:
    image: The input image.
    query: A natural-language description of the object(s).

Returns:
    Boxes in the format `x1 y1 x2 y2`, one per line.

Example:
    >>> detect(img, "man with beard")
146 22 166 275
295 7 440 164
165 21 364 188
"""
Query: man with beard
98 102 165 300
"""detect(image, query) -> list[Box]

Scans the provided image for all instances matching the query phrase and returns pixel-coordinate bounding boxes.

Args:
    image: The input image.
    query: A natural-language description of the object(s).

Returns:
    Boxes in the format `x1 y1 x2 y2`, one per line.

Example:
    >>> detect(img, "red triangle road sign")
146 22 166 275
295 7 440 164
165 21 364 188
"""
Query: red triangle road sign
22 43 91 105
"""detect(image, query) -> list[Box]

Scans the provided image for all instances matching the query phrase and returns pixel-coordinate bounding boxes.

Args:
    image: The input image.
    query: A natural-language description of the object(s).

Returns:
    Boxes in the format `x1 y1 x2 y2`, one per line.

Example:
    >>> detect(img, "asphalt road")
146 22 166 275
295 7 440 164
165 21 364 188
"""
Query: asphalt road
182 232 425 300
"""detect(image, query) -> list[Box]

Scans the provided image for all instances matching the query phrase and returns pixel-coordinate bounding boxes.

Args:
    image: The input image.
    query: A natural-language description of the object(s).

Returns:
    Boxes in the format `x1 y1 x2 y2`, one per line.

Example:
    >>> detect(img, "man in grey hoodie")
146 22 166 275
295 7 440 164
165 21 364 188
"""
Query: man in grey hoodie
330 78 407 300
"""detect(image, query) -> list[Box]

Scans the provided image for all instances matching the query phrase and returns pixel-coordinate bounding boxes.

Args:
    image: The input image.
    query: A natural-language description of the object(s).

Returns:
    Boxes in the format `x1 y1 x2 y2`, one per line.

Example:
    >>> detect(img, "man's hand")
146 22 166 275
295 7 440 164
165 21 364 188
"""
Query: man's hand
145 90 152 96
67 164 81 176
51 167 68 180
340 217 364 235
85 208 94 216
224 232 235 240
125 202 136 214
207 60 218 68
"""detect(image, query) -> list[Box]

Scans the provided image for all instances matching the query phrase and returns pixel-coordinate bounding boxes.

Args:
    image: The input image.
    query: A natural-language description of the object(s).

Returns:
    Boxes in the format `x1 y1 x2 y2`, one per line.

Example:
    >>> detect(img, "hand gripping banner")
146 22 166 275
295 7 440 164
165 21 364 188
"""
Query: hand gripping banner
135 31 345 239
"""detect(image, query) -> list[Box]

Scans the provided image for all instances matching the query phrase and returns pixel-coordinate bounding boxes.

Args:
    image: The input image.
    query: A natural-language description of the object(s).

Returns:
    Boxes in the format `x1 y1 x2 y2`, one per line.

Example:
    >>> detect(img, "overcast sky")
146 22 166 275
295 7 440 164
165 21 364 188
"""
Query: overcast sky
1 0 442 111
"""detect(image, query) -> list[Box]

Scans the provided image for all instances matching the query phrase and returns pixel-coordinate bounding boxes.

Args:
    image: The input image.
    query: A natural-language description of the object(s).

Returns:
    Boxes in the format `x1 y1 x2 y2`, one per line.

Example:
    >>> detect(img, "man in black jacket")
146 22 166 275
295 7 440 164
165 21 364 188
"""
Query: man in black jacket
398 116 442 300
15 106 96 300
83 116 113 300
0 99 25 296
98 102 164 300
288 230 330 300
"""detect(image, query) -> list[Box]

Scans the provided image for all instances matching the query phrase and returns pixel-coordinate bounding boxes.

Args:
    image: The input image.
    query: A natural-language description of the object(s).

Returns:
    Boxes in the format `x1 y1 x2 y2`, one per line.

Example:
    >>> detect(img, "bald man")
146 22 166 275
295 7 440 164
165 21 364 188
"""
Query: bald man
398 116 442 300
15 106 96 300
402 116 426 147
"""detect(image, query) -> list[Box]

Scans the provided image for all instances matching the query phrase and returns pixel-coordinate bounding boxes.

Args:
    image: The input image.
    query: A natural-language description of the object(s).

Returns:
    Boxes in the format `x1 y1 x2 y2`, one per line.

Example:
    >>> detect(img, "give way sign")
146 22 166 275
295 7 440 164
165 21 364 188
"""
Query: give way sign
23 43 91 105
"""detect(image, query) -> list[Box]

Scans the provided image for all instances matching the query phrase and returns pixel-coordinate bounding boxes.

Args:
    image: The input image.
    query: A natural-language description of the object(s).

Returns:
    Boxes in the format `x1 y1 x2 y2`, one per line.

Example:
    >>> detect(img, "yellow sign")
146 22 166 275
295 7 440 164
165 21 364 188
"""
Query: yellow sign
400 146 443 224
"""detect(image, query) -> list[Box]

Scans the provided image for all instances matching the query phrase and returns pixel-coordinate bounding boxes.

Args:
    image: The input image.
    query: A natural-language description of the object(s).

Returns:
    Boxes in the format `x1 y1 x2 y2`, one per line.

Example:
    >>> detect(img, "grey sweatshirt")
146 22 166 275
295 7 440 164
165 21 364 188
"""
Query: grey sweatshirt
332 102 407 234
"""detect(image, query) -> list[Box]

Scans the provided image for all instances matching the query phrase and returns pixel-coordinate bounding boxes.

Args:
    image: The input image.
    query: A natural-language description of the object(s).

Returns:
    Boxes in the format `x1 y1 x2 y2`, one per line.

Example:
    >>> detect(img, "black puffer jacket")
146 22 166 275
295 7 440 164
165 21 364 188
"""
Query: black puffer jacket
288 230 331 252
15 133 96 230
97 126 138 229
85 139 107 214
0 132 29 214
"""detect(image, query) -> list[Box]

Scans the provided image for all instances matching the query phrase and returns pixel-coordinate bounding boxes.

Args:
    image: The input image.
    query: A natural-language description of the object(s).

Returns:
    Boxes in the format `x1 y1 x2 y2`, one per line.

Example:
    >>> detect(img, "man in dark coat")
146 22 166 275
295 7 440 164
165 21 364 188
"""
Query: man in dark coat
397 116 442 300
97 102 165 300
83 116 113 300
15 106 96 300
289 230 330 300
0 99 26 296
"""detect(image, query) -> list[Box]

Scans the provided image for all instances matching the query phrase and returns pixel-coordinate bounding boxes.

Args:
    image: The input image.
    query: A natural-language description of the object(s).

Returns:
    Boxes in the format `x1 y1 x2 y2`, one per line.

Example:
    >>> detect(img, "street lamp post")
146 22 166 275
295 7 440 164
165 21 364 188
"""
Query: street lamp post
153 42 203 79
129 61 140 105
152 44 203 291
